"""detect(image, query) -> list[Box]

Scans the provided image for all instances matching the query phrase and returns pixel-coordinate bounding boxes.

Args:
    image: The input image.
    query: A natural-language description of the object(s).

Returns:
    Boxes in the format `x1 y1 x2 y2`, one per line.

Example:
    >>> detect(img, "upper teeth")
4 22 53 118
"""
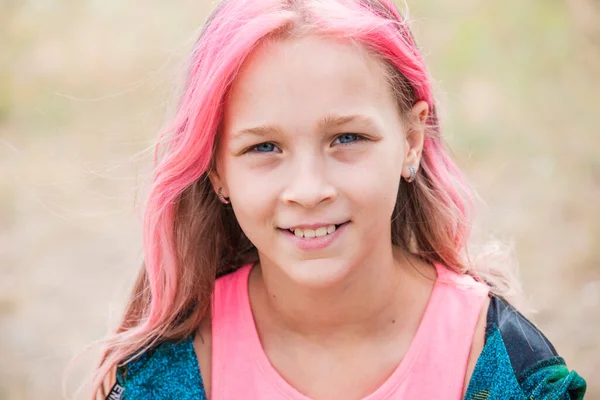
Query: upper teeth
292 224 337 238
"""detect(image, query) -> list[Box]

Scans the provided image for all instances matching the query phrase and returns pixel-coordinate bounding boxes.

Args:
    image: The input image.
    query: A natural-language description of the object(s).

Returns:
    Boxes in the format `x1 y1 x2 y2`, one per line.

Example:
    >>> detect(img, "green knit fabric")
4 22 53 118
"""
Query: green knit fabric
115 326 586 399
464 324 587 399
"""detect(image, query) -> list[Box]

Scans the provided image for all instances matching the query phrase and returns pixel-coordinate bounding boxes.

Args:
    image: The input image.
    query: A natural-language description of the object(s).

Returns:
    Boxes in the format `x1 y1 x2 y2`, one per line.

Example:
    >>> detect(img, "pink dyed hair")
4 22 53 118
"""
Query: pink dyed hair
91 0 518 395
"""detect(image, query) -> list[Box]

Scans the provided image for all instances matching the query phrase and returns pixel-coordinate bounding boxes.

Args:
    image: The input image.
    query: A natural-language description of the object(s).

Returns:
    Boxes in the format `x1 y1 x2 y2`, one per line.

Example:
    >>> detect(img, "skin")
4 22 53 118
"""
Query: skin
100 34 487 400
197 34 488 399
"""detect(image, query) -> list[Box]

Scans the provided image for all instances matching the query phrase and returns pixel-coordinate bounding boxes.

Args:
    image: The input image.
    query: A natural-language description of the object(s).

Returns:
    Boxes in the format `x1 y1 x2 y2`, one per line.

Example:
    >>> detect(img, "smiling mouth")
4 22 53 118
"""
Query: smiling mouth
285 222 348 238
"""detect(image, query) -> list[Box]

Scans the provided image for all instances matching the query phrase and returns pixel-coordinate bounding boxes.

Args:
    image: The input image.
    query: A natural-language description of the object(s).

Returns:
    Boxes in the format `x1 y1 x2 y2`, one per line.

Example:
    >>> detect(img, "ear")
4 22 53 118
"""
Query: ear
208 165 229 199
402 100 429 180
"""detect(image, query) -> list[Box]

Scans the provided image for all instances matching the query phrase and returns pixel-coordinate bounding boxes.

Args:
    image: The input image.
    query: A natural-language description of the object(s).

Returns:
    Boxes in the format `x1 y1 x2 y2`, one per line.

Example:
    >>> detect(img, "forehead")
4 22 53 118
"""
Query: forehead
223 35 400 134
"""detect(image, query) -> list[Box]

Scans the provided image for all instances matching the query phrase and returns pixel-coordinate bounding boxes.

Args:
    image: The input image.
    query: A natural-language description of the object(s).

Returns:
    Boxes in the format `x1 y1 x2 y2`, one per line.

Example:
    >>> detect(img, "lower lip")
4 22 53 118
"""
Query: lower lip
280 223 349 251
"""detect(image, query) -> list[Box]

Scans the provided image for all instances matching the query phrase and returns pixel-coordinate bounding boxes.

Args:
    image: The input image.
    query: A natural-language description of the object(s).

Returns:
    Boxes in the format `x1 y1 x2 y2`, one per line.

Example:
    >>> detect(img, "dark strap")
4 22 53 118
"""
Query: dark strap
105 382 124 400
486 295 558 381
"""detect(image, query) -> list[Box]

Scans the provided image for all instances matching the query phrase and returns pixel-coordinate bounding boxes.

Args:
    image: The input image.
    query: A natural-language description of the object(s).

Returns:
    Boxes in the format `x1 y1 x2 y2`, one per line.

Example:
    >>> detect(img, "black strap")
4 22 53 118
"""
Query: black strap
486 295 558 380
105 382 124 400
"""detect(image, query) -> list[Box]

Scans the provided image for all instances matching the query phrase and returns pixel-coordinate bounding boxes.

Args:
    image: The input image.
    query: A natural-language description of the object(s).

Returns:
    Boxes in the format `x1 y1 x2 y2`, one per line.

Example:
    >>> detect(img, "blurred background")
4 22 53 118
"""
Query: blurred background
1 0 599 398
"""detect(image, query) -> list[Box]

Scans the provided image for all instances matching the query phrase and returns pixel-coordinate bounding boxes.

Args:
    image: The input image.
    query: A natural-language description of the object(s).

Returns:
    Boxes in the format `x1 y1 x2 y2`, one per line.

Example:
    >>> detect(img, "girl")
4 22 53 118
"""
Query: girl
95 0 587 398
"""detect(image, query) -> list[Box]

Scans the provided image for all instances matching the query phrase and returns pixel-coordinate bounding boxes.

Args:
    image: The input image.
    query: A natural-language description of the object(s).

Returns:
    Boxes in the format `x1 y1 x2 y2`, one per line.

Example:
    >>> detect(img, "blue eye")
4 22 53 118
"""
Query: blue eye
334 134 360 145
252 142 278 152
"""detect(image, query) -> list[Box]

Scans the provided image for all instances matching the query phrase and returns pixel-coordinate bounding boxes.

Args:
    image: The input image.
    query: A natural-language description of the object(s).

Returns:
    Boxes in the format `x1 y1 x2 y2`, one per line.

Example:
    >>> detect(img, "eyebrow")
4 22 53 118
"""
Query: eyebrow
230 113 380 140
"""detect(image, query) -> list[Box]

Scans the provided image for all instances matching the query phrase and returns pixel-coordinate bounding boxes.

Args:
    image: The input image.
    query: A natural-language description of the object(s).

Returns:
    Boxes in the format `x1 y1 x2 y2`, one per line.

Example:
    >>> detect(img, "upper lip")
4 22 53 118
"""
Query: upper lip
281 221 348 230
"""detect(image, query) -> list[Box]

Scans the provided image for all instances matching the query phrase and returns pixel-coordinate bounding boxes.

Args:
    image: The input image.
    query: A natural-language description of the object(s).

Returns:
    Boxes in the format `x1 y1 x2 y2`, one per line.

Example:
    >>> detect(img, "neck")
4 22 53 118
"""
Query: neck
249 245 436 343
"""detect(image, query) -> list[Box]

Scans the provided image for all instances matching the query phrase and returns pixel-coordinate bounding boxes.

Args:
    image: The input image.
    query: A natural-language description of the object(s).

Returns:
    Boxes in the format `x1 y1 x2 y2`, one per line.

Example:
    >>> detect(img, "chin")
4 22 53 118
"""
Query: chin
282 257 354 288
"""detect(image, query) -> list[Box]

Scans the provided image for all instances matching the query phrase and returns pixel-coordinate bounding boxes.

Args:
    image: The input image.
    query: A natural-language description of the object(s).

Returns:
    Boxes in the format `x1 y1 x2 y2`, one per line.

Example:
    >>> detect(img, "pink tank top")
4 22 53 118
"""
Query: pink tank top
210 263 489 399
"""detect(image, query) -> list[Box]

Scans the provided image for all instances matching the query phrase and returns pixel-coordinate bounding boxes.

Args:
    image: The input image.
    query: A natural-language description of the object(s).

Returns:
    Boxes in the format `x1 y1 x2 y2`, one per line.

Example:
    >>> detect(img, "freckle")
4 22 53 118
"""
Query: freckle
392 319 396 324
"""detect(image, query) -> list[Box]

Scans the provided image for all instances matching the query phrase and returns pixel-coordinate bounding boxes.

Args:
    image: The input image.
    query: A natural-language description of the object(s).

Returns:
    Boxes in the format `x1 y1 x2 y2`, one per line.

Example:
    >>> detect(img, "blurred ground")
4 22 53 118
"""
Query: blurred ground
0 1 598 399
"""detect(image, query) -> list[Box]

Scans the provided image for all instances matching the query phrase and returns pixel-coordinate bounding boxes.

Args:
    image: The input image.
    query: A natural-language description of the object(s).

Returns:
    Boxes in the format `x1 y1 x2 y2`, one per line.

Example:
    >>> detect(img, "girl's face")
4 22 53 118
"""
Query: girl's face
212 35 427 287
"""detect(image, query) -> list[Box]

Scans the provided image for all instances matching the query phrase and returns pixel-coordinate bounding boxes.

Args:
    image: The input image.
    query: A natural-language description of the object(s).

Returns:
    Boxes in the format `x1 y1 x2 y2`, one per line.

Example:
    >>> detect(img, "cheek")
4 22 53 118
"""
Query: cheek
345 172 400 224
225 163 279 236
338 145 403 210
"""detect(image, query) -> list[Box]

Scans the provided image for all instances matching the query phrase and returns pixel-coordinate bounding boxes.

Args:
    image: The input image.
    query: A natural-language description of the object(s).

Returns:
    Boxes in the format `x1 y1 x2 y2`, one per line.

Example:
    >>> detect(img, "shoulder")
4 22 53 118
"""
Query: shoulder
465 295 587 399
113 336 206 400
486 295 558 377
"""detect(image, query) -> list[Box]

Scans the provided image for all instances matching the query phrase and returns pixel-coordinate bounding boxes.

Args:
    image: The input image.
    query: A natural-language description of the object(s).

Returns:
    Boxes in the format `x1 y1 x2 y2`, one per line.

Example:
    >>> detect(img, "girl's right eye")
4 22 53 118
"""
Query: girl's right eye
250 142 280 153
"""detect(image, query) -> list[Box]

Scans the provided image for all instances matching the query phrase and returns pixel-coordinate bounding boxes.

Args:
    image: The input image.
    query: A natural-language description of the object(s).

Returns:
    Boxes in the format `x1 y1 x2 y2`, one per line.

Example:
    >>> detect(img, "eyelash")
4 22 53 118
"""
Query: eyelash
333 133 365 146
247 133 366 154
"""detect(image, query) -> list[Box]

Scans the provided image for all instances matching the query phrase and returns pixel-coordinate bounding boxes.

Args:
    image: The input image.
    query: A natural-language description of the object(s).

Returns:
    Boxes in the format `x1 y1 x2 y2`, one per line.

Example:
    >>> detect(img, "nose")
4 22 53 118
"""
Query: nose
280 155 337 208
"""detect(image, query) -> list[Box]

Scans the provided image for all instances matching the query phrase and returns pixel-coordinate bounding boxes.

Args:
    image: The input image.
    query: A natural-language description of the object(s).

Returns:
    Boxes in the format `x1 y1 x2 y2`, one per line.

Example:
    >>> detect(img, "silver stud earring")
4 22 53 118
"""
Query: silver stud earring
217 187 230 204
406 165 417 183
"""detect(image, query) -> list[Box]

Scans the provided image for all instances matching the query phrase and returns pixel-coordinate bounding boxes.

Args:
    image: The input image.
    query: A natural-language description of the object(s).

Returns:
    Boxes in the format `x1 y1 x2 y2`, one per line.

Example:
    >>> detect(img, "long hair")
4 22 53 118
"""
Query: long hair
92 0 520 395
